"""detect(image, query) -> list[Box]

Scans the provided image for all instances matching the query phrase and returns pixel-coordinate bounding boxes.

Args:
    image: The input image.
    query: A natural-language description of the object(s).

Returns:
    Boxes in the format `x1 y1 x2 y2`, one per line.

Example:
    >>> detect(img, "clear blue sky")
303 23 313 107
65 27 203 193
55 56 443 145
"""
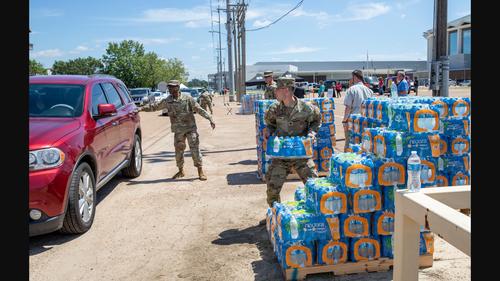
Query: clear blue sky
29 0 470 80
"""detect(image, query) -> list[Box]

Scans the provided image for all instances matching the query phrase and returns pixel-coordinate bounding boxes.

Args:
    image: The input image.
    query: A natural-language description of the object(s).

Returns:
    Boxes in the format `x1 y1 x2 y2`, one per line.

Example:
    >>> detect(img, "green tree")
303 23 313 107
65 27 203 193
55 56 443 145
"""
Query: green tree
187 79 209 88
51 56 103 75
102 40 146 88
162 58 189 84
140 52 165 89
29 59 47 75
101 40 189 89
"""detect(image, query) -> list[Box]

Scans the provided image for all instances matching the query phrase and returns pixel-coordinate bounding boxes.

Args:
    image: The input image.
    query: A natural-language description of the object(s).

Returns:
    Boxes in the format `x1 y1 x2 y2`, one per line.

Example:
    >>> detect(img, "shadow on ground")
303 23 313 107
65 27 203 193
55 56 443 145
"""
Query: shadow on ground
229 159 258 166
226 171 264 185
126 177 198 185
142 150 175 164
29 175 124 256
212 224 283 281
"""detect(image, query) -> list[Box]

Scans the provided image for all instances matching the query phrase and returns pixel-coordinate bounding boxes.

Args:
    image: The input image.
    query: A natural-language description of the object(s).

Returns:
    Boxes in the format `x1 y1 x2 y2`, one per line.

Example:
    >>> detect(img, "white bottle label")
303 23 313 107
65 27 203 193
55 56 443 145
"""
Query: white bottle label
290 215 299 239
396 134 403 156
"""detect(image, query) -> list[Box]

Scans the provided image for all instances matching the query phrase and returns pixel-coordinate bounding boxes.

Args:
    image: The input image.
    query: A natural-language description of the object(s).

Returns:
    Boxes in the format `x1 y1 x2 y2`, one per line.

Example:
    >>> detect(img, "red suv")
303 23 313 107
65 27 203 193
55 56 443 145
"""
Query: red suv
29 75 142 236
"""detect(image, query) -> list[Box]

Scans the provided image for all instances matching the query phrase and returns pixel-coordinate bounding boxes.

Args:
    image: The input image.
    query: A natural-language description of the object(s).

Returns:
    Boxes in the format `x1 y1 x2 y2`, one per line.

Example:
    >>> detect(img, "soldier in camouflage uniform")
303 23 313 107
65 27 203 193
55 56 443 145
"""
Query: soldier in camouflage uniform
199 90 213 114
263 70 277 99
157 80 216 180
264 77 321 208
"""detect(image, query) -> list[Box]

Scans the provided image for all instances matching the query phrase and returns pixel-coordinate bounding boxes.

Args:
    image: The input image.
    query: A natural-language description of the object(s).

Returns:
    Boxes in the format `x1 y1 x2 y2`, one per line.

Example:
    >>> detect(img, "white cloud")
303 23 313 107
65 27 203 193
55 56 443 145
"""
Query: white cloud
96 37 179 45
30 49 64 58
401 14 407 19
38 8 64 17
246 10 264 20
395 0 421 10
132 6 211 28
248 2 390 30
456 10 470 17
68 45 91 54
271 46 323 55
332 2 391 22
252 19 272 28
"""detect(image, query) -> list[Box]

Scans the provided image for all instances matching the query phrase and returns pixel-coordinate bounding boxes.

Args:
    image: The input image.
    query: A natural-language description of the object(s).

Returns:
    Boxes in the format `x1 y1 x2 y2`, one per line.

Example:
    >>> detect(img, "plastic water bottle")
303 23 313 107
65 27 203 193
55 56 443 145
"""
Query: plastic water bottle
273 136 280 155
390 82 398 99
283 137 292 157
290 215 299 239
396 133 403 156
331 245 342 263
407 151 422 192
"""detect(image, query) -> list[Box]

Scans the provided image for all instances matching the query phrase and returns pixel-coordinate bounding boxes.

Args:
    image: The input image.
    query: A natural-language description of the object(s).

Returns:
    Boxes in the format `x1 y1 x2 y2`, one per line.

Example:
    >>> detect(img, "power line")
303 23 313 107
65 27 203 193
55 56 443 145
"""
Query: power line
246 0 304 32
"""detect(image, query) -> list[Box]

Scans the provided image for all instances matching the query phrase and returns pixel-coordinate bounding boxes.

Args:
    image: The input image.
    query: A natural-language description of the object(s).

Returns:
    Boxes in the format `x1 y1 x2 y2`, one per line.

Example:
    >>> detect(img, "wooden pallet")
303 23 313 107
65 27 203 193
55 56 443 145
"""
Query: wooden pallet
282 254 433 281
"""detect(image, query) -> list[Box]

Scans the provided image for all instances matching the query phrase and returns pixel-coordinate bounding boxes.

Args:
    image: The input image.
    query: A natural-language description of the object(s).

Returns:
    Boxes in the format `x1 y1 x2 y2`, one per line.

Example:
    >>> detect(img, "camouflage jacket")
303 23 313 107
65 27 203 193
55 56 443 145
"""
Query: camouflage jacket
199 92 212 104
157 93 213 133
264 97 321 137
264 81 277 99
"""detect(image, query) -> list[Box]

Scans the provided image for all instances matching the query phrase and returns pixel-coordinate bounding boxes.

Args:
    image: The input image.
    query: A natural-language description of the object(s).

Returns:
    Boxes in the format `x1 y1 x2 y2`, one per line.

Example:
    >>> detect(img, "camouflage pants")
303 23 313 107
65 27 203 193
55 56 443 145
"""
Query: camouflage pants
201 102 213 114
174 130 202 168
343 122 350 152
265 158 317 207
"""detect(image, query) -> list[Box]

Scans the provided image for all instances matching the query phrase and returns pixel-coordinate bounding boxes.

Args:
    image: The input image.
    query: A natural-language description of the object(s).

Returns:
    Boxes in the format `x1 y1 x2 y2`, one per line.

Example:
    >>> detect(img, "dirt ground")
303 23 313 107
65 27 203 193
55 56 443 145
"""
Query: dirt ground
29 87 471 281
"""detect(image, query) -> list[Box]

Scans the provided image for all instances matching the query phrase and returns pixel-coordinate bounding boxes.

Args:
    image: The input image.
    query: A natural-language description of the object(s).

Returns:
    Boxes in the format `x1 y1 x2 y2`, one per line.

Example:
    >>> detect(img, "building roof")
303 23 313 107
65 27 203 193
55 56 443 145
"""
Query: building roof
423 14 471 37
253 61 428 72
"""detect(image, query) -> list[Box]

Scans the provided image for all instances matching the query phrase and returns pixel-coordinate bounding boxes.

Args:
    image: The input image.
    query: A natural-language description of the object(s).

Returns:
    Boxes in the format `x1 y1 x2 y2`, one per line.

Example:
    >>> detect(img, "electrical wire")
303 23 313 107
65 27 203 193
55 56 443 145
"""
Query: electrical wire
246 0 304 32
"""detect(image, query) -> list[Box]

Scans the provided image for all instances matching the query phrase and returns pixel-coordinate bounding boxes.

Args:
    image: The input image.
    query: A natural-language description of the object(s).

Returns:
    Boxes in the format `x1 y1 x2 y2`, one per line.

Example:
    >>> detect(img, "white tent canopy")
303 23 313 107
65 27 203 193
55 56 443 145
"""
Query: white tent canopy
180 83 188 89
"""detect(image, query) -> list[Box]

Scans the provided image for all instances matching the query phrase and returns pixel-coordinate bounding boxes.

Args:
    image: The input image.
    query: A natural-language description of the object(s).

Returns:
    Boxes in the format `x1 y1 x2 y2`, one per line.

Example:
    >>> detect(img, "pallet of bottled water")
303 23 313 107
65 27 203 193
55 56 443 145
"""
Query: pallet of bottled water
266 172 434 280
240 93 264 114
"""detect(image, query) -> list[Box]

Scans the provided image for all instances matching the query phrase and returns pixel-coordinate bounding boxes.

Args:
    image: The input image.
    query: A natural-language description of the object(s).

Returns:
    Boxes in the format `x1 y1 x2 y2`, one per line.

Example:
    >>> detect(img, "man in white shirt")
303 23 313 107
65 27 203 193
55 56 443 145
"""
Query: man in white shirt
342 69 373 152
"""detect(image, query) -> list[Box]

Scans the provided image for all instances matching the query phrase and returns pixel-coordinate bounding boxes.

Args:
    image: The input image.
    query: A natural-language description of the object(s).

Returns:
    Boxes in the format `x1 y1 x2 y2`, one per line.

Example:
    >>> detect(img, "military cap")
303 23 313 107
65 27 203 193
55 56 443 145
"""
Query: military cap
167 80 180 86
276 77 295 88
263 71 273 77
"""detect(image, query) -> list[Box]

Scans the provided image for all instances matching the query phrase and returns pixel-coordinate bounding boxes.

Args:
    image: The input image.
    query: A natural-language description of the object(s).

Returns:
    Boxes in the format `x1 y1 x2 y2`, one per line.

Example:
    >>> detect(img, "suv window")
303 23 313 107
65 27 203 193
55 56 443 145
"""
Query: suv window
102 82 124 109
117 83 132 103
29 84 85 118
91 84 108 116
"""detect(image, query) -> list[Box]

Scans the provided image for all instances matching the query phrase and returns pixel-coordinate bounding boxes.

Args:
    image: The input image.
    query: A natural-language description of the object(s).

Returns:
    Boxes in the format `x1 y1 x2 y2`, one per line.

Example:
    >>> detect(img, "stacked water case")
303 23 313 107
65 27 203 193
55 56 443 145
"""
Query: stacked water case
255 98 337 179
266 96 471 270
255 100 276 179
240 93 264 114
303 98 337 174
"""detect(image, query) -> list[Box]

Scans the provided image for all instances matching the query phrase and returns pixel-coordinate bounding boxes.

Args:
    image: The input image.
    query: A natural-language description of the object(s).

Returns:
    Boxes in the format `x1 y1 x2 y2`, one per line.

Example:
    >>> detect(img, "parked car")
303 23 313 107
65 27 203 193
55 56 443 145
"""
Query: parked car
458 79 471 86
364 76 380 93
448 79 457 86
181 88 201 103
152 91 167 103
29 75 142 236
130 88 154 107
295 81 309 89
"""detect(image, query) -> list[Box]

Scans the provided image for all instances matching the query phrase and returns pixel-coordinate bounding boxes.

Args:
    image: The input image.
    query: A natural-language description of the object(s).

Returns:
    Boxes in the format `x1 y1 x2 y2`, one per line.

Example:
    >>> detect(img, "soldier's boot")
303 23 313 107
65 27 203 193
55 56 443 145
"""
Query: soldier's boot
172 168 185 179
197 166 207 181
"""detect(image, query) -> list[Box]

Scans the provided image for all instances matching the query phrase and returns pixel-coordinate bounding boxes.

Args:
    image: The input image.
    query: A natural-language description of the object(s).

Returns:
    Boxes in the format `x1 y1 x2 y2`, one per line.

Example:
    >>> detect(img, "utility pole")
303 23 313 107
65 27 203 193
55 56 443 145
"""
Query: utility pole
235 1 247 98
225 0 235 102
430 0 449 96
232 7 240 102
217 8 223 95
241 1 247 97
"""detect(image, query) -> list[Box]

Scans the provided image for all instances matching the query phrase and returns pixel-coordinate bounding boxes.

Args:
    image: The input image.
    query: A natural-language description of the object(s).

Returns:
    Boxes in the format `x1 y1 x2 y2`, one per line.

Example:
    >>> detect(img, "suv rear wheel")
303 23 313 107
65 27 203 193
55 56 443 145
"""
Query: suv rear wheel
123 134 142 178
60 162 96 234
